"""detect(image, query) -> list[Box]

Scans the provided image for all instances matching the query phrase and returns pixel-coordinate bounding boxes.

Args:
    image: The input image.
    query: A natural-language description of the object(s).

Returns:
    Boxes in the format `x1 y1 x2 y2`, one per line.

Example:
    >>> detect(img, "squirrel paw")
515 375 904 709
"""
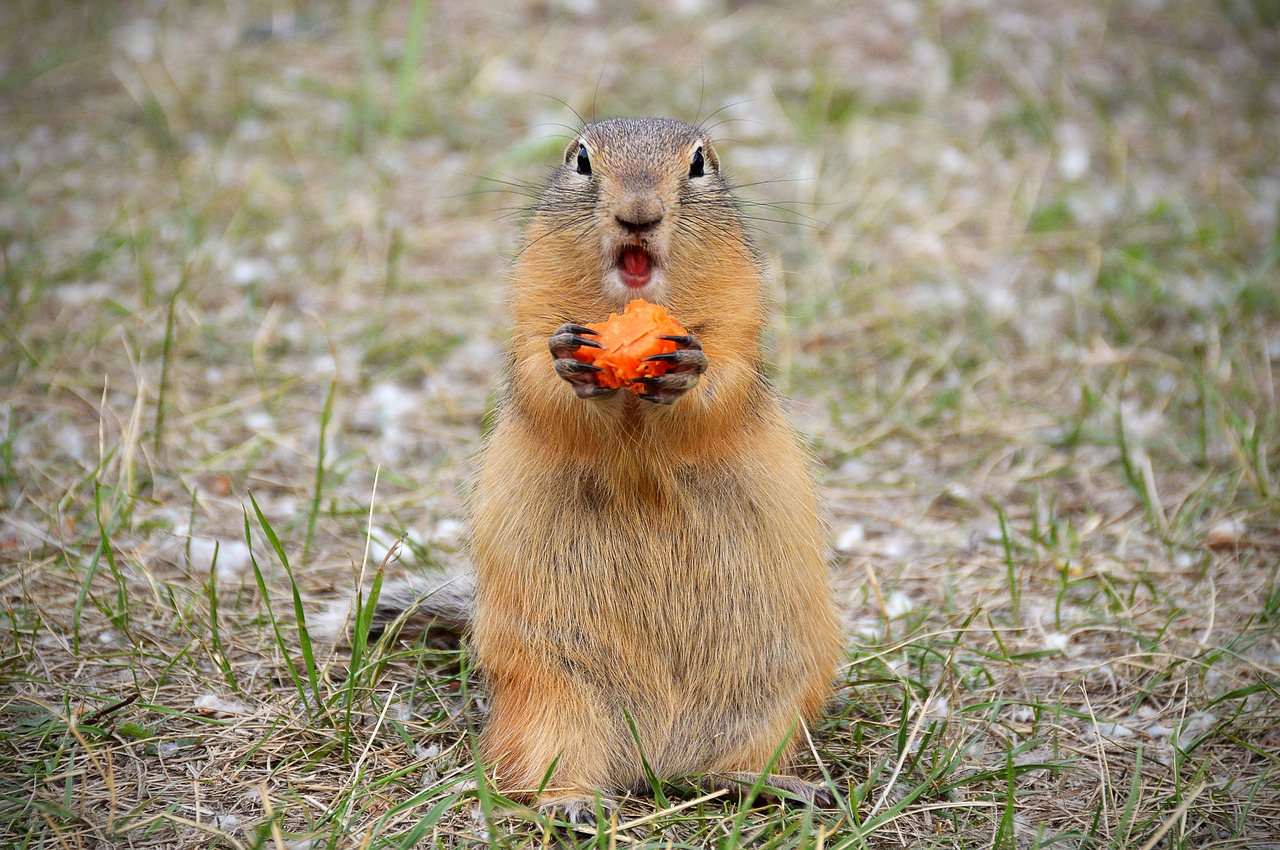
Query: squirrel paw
700 772 836 808
637 334 707 405
549 324 617 400
537 795 617 826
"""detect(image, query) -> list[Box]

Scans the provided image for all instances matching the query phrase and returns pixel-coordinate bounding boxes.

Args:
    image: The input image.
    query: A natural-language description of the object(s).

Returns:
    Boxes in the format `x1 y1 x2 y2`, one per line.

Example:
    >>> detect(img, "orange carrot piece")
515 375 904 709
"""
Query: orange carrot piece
572 299 690 392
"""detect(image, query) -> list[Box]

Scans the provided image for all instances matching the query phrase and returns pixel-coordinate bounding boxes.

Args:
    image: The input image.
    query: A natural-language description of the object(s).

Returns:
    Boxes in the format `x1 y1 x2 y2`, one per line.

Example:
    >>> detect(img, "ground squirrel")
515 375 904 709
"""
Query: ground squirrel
322 117 841 820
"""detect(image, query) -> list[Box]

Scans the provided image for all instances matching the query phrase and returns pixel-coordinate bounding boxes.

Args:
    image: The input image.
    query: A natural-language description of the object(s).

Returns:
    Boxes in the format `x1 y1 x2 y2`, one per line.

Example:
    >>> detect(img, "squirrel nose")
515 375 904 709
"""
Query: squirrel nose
614 196 664 234
615 213 662 234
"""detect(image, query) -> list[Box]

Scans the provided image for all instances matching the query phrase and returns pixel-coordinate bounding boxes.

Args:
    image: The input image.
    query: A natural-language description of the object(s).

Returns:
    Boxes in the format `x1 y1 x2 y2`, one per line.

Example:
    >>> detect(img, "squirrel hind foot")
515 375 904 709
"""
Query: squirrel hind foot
698 772 837 809
536 795 618 827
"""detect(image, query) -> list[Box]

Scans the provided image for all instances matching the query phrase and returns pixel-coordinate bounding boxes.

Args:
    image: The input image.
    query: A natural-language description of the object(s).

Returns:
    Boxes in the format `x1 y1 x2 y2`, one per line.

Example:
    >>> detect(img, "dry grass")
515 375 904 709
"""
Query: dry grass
2 0 1278 847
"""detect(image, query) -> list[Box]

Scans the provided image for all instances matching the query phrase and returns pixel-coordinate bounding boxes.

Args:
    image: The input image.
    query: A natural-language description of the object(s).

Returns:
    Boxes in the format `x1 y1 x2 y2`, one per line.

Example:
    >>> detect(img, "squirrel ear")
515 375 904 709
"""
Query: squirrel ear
689 145 707 178
700 140 720 173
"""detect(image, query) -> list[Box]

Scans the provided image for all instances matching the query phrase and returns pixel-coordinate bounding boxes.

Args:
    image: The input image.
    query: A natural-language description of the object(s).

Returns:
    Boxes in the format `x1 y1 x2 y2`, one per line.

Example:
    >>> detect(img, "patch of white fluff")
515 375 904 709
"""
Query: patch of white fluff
884 590 915 618
188 537 252 582
834 523 865 552
193 695 254 718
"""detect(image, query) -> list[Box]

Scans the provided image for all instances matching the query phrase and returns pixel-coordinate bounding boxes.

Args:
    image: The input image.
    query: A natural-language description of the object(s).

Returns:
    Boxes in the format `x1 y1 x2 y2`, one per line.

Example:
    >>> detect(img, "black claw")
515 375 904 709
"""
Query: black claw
637 393 662 403
575 385 617 399
562 324 600 337
566 361 603 373
639 374 698 389
642 352 679 363
658 334 700 348
550 333 605 353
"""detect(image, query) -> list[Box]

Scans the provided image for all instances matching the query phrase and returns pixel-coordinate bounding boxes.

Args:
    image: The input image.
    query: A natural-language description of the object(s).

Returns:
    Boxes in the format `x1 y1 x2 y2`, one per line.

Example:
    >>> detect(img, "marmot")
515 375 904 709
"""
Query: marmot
323 117 841 821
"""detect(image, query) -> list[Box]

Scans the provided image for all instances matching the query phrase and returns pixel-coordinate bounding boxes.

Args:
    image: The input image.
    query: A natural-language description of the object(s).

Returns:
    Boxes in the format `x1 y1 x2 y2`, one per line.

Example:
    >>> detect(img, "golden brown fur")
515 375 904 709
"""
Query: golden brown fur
323 118 840 818
472 118 839 813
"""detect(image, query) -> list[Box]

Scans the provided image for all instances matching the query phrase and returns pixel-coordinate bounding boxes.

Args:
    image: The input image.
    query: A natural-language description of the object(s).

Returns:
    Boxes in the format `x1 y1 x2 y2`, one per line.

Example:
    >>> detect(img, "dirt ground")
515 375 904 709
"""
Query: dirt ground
2 1 1278 847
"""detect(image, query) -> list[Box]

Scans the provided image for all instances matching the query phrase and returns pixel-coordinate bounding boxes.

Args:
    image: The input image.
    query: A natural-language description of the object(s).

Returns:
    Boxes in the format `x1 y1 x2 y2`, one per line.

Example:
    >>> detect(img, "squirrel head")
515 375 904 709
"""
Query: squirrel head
522 117 754 313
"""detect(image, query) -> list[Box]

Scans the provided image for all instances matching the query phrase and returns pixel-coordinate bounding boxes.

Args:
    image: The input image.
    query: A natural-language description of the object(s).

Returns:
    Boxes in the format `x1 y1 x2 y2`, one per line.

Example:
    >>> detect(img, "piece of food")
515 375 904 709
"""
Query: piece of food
572 299 690 392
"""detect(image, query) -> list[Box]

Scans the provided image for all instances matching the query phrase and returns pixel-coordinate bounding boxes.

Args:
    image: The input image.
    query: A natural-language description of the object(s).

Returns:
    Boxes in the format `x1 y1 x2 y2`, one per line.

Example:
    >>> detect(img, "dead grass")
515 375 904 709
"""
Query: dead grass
2 0 1278 847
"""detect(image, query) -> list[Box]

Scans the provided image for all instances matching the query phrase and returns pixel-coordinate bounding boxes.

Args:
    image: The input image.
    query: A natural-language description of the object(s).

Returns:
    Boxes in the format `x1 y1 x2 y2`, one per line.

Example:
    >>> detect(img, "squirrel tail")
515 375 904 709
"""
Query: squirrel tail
312 566 474 646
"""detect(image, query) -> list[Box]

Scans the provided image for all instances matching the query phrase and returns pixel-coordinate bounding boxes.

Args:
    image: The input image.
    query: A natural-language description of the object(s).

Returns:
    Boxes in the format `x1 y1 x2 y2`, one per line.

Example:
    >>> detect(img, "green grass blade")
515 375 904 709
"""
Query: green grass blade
243 503 308 715
1109 745 1143 849
93 482 130 638
723 722 795 848
622 707 667 808
248 491 323 716
204 543 239 693
302 368 337 567
341 561 386 762
151 270 186 458
387 0 429 139
993 501 1020 625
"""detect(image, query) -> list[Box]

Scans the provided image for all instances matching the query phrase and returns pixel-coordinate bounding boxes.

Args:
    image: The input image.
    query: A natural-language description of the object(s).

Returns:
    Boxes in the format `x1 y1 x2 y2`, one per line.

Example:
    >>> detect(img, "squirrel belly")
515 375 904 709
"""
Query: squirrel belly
471 406 837 796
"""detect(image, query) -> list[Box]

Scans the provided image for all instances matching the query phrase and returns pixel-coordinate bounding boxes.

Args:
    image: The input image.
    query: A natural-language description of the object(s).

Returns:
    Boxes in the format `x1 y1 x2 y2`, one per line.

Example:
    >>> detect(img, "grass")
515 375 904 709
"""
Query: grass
2 0 1278 847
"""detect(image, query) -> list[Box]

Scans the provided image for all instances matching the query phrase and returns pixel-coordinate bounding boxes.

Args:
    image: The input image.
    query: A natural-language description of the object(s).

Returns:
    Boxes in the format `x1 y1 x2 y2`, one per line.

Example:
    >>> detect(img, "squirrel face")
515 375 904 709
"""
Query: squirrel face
533 118 740 309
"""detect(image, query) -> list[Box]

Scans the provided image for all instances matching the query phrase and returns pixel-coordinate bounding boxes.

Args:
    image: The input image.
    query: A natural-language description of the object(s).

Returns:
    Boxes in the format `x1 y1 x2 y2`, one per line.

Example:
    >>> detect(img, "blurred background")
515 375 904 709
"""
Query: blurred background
4 0 1277 542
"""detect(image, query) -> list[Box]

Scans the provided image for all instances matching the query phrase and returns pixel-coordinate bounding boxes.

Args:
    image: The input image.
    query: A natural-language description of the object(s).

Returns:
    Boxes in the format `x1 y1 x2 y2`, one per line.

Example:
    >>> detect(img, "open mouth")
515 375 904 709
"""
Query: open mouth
617 245 653 289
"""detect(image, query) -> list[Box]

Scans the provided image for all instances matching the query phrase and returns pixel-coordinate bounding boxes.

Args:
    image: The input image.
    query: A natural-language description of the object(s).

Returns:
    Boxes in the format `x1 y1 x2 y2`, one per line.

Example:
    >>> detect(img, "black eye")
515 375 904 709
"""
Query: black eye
689 147 705 178
575 144 592 176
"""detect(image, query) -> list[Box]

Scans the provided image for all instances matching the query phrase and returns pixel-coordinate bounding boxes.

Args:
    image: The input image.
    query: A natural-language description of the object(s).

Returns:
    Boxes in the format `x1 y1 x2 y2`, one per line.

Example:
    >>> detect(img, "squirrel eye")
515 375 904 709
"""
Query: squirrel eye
689 147 705 179
575 144 592 176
